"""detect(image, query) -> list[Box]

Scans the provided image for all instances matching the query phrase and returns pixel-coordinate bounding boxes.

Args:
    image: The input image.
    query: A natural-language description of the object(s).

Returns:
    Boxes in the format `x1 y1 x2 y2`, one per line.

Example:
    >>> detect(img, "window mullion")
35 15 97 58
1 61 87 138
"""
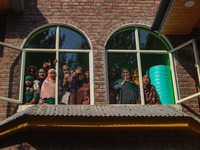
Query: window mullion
135 27 145 105
19 50 26 103
89 51 95 105
169 52 179 104
55 26 60 105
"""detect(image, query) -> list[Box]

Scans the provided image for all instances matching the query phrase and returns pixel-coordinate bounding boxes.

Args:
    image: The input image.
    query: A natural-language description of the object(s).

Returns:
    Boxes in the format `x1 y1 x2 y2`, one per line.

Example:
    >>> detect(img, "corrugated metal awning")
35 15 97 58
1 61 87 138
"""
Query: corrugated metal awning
0 105 200 136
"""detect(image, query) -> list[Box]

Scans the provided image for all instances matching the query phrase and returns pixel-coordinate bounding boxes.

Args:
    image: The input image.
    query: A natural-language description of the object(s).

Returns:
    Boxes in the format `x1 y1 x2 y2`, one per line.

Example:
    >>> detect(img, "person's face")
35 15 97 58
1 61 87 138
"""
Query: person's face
143 75 150 86
25 79 32 86
133 70 138 74
122 70 130 79
63 68 69 74
109 68 115 77
79 73 85 80
49 71 56 80
29 68 36 77
84 71 89 78
38 69 47 80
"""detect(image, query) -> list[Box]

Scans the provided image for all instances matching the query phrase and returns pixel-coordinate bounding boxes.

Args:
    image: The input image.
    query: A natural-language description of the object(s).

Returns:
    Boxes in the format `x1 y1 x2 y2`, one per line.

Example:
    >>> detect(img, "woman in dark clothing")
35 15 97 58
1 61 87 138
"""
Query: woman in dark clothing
114 68 138 104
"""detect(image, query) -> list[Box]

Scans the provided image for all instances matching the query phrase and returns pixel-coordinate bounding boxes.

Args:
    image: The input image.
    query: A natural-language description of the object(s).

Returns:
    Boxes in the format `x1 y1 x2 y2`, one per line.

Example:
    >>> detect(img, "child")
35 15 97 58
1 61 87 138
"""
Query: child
24 76 38 104
27 66 37 80
131 69 139 87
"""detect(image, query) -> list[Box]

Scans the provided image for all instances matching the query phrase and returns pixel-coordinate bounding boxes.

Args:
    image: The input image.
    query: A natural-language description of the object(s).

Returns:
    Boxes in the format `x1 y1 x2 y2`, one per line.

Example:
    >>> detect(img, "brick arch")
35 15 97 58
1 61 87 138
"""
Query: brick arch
100 21 152 49
19 19 94 49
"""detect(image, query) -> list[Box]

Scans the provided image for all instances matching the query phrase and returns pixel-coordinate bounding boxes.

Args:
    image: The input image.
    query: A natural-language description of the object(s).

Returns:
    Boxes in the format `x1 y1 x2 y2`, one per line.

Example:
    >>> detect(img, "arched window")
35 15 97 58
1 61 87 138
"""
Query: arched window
22 25 93 105
106 27 174 105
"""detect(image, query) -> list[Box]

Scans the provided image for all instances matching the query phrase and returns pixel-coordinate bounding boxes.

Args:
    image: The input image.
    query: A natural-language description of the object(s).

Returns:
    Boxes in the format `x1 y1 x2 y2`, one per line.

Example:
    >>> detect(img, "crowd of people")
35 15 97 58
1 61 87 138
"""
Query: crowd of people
23 60 90 105
109 68 161 105
24 59 160 105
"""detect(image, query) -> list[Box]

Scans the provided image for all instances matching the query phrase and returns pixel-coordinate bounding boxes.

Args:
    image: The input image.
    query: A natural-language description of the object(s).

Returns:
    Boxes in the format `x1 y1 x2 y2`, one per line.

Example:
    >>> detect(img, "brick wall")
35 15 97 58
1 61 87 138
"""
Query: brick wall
0 0 161 118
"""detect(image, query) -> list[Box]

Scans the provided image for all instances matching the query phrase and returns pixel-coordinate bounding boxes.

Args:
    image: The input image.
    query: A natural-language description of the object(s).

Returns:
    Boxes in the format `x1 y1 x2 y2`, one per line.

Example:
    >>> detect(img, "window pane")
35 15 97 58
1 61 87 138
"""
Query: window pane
107 53 140 104
138 28 169 50
141 54 170 75
59 27 90 49
24 27 56 49
25 52 56 72
24 52 56 104
173 43 199 100
105 28 136 50
59 52 90 105
0 48 22 100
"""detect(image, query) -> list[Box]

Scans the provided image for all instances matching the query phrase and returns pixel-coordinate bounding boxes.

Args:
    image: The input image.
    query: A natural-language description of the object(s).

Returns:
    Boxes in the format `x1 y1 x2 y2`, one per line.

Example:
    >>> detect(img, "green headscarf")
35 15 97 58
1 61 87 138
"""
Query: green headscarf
25 76 33 82
114 68 138 92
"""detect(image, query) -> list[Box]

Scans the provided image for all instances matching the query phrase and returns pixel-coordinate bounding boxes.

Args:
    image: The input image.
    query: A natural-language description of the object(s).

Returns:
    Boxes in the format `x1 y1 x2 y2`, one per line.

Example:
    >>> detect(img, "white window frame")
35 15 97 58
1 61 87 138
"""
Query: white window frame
169 39 200 104
105 27 169 105
106 27 200 105
0 24 94 105
0 41 26 104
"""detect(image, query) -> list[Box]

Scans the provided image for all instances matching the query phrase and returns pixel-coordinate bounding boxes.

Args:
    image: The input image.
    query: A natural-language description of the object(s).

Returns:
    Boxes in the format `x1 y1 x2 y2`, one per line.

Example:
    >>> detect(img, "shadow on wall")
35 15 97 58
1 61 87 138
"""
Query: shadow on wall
0 0 47 100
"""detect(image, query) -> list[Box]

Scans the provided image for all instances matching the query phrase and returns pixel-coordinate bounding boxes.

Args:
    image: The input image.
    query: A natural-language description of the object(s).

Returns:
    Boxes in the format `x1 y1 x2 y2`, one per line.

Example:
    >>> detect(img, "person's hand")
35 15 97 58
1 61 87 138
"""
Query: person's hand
121 77 127 86
46 61 51 68
53 59 57 65
29 88 34 94
43 62 48 68
30 100 35 104
126 77 130 82
66 73 70 78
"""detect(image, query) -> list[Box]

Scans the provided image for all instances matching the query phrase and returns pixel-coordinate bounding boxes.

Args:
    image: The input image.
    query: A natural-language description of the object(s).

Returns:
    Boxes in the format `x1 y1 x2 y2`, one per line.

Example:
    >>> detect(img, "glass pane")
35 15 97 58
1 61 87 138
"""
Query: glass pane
24 26 56 49
138 28 170 50
141 54 170 75
107 53 140 104
24 52 56 104
173 43 199 100
105 28 136 50
0 48 22 100
141 54 175 104
59 27 90 49
59 52 90 105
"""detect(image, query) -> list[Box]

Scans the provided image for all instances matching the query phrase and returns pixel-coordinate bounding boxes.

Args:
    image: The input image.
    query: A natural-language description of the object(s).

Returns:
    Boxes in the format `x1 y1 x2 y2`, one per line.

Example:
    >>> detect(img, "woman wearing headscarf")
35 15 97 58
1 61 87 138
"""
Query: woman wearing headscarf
27 66 37 80
40 69 56 104
114 68 139 104
137 74 161 104
36 68 48 88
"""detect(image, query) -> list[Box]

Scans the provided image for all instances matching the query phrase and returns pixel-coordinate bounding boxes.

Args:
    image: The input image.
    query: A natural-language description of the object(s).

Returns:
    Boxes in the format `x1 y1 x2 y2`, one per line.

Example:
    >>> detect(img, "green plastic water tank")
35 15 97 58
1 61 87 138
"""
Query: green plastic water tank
146 65 175 104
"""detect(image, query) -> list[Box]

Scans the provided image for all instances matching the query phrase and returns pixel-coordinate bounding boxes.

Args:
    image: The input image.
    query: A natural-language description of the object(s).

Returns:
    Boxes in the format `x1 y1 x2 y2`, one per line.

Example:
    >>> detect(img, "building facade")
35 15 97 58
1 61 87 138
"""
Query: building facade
0 0 200 149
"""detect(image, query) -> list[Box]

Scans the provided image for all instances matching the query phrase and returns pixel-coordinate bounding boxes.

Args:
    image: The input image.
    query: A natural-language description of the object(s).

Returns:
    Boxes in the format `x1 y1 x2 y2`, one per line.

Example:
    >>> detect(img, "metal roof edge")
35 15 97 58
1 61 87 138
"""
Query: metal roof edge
151 0 172 31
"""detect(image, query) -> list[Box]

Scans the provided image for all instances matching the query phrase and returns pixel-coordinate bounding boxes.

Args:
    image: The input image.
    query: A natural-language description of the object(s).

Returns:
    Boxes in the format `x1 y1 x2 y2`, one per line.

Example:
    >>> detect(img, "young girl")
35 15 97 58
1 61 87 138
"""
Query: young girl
131 69 139 87
24 76 38 104
40 69 56 104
